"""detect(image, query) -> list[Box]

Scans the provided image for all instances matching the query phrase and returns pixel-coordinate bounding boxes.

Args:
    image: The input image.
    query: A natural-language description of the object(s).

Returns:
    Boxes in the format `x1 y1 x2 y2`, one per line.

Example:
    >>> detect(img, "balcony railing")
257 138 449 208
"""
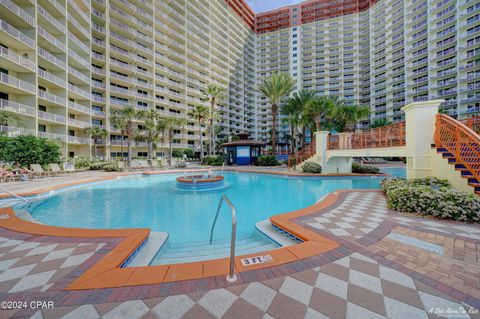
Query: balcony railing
0 73 35 93
38 110 66 124
0 46 35 71
327 122 406 150
0 19 35 48
0 99 36 117
0 0 35 26
38 90 66 106
0 125 35 136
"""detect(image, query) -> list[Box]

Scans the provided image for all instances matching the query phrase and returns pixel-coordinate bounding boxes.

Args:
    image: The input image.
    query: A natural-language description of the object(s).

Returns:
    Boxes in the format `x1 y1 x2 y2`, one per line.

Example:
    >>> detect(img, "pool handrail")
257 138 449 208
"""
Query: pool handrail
209 194 237 282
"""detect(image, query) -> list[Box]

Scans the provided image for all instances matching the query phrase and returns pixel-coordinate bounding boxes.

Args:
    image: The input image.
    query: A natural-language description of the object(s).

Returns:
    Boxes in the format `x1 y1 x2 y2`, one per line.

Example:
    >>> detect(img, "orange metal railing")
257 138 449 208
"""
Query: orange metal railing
327 122 406 150
435 114 480 183
460 116 480 135
287 137 316 169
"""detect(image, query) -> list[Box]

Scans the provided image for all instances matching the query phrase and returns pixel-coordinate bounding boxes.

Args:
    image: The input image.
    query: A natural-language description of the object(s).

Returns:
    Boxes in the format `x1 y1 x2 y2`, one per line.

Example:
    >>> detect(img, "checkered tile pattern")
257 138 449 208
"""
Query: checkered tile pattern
0 237 103 293
28 252 475 319
305 192 389 241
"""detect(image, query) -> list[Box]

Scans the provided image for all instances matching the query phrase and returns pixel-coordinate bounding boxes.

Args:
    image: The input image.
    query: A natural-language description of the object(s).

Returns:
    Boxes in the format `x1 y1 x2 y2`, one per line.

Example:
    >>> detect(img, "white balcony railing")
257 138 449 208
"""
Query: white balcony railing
0 73 35 93
0 46 35 71
0 99 36 117
0 19 35 48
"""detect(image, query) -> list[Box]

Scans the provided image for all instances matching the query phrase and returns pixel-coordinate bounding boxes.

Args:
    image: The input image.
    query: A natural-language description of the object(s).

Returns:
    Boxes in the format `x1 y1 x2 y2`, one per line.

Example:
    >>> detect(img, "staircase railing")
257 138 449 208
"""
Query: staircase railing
460 116 480 135
209 194 237 282
287 136 316 169
435 114 480 183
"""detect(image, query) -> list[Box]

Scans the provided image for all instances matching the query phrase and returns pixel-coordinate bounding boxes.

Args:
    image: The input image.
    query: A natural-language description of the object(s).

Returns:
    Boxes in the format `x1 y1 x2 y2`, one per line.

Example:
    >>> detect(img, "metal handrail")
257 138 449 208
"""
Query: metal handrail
209 194 237 282
0 185 31 204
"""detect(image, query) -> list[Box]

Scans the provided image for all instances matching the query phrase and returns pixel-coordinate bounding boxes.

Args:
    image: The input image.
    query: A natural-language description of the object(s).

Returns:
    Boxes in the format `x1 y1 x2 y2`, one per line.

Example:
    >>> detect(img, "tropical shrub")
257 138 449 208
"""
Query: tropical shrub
255 155 278 166
352 163 380 174
70 157 93 168
0 135 62 167
88 162 109 170
172 149 184 158
381 177 480 223
202 155 224 166
302 162 322 174
103 163 121 172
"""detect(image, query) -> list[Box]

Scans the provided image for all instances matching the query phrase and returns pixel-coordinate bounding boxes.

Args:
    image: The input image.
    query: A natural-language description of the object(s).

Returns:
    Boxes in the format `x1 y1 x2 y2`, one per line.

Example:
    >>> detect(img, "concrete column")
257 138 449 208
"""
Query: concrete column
401 99 443 179
314 131 352 174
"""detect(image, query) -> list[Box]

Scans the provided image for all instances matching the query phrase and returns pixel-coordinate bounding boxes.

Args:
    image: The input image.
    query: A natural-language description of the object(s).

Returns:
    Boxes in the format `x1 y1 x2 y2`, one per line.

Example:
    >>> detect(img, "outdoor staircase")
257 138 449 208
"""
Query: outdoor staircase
436 146 480 196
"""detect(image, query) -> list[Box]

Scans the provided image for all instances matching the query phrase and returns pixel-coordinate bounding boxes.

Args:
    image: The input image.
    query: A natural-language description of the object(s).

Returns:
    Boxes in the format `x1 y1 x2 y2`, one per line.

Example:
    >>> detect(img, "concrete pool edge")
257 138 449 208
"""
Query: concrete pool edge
0 189 370 290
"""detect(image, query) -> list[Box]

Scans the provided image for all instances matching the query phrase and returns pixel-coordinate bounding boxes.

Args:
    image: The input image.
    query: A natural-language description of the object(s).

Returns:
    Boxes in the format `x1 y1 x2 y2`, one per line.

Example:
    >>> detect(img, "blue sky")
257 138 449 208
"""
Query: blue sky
246 0 303 13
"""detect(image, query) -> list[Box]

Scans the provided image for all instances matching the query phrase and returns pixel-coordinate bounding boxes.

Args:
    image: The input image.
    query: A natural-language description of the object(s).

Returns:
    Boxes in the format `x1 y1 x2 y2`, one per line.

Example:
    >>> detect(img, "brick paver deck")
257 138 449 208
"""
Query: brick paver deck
0 189 479 319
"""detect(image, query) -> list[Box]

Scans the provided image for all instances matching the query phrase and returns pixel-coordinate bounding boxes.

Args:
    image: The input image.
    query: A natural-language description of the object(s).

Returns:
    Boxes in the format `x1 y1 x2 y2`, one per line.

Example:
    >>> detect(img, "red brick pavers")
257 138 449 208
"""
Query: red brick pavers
0 190 479 318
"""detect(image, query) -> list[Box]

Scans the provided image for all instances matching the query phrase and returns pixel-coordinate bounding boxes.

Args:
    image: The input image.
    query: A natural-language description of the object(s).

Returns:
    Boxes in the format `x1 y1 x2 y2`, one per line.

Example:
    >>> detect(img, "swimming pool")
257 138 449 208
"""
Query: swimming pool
26 172 391 264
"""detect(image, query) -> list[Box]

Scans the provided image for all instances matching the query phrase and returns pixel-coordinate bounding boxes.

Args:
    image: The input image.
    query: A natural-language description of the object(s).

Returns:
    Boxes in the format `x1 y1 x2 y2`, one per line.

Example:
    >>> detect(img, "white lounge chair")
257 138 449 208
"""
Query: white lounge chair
30 164 49 178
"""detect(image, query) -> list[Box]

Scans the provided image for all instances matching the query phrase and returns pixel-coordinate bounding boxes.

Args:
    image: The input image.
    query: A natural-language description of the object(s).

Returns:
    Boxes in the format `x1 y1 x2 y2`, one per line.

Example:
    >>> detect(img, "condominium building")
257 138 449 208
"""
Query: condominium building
0 0 256 158
0 0 479 157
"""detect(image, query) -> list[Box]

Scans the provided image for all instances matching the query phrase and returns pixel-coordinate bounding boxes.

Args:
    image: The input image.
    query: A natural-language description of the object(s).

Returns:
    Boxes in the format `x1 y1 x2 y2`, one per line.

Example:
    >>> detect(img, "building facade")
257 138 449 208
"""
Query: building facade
0 0 479 157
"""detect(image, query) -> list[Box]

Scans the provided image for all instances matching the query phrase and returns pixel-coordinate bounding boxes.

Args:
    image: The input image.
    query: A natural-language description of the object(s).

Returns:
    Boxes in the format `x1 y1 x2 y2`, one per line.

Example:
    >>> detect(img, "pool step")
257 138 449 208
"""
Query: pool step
153 237 278 265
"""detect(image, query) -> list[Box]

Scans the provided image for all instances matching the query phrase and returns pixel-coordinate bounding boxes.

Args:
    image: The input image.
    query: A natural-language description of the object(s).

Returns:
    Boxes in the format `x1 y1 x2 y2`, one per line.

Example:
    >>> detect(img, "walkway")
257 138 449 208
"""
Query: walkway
0 188 478 318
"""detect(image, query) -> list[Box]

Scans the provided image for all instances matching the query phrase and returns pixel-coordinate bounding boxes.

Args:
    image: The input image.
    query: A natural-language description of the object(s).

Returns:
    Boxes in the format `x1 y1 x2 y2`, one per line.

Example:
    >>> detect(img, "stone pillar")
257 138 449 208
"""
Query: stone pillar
401 100 443 179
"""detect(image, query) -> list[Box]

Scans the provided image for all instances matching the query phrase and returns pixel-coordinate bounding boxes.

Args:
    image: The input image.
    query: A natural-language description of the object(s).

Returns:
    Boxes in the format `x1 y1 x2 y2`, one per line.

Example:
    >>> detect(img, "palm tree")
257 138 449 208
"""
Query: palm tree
335 102 370 132
305 96 337 131
257 73 296 154
187 104 209 161
139 109 164 159
110 106 139 166
84 126 107 158
370 118 393 129
201 84 225 155
162 116 187 166
281 89 317 153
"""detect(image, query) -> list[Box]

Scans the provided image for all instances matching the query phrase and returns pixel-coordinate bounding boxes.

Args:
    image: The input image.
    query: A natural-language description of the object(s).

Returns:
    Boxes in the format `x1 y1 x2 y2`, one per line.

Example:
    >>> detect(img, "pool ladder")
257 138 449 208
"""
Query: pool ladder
209 194 237 282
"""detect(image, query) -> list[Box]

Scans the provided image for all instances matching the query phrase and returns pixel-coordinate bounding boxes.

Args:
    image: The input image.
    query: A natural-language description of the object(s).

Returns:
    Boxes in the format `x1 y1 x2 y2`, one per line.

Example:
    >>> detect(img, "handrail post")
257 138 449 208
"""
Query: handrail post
209 194 237 282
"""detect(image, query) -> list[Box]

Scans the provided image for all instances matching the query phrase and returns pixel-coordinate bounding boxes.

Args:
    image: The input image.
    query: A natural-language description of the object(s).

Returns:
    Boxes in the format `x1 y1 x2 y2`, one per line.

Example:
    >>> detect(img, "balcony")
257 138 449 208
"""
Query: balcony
38 26 65 52
67 136 90 144
0 73 35 94
0 99 36 117
0 125 35 137
38 111 66 124
68 118 90 129
38 90 66 106
0 0 35 27
38 47 65 69
68 101 91 115
38 68 66 88
37 5 65 33
39 131 66 141
0 19 35 50
0 46 35 72
68 83 91 100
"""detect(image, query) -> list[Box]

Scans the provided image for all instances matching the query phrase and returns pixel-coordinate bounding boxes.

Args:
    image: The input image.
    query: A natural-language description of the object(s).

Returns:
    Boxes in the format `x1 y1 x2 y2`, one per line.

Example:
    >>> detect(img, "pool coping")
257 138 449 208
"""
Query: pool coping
0 170 389 290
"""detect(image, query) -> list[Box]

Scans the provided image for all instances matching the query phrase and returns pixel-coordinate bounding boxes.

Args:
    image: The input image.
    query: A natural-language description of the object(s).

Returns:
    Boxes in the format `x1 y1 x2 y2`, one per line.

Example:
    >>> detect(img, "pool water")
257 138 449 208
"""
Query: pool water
27 172 393 264
380 166 406 178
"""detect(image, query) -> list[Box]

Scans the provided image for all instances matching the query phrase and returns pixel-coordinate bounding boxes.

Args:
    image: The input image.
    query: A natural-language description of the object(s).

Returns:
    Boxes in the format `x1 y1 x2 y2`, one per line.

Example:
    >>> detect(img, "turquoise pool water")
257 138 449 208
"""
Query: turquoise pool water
26 171 398 263
380 166 406 178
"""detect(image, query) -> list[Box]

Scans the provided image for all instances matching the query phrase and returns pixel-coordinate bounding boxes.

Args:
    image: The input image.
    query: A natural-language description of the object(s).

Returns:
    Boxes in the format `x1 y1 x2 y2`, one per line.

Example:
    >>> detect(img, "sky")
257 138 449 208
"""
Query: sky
246 0 303 13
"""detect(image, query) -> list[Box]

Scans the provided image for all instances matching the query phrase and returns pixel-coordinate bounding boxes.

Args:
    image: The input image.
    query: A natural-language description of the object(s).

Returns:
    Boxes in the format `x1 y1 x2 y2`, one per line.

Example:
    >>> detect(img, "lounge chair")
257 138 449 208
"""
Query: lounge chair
49 163 67 176
0 170 17 182
30 164 49 178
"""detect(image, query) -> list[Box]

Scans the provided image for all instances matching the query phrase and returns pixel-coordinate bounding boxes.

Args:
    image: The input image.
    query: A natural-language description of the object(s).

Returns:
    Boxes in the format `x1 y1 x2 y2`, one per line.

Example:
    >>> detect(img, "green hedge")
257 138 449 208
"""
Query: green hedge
88 162 110 170
381 177 480 223
352 163 380 174
172 148 196 158
302 162 322 174
202 155 224 166
254 155 278 166
0 135 62 167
